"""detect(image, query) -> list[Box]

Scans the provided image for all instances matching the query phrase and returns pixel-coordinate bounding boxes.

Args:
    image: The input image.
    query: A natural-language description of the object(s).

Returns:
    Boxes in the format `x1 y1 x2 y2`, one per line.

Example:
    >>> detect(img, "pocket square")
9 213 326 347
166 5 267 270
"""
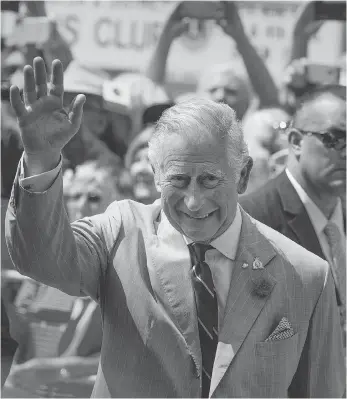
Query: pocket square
265 317 294 341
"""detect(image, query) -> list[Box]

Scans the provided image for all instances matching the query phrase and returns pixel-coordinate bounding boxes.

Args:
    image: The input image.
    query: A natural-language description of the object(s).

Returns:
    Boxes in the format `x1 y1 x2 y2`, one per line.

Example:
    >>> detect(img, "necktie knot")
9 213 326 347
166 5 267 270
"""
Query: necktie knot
189 242 213 264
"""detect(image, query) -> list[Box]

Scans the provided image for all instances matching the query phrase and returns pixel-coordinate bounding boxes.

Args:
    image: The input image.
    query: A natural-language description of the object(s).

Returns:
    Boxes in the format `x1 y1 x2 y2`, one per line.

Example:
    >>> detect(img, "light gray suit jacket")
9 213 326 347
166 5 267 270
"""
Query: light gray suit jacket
6 167 345 397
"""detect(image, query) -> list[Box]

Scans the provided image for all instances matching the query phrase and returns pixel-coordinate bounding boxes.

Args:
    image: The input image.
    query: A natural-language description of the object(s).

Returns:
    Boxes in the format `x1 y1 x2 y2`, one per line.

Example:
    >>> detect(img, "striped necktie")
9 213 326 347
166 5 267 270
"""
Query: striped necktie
324 221 346 324
189 242 218 398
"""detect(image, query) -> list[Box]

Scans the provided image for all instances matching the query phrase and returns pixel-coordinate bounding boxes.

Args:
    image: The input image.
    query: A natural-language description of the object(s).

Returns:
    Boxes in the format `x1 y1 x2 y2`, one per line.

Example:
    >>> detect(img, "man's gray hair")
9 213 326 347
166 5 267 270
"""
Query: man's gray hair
148 97 249 180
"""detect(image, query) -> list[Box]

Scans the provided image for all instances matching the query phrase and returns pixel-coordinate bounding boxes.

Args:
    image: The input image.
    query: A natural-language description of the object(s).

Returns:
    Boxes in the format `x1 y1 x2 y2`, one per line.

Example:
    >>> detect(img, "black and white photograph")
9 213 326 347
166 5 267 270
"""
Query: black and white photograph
1 0 346 397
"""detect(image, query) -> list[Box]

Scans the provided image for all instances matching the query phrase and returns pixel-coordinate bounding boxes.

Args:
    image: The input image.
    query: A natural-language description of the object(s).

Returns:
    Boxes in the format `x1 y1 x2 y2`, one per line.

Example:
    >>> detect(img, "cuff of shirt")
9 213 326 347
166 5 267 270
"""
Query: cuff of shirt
19 155 62 193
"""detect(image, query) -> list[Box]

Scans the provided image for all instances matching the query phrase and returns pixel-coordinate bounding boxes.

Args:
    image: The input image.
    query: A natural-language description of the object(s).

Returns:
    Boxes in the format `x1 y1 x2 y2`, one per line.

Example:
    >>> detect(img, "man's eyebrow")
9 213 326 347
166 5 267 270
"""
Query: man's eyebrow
165 172 189 179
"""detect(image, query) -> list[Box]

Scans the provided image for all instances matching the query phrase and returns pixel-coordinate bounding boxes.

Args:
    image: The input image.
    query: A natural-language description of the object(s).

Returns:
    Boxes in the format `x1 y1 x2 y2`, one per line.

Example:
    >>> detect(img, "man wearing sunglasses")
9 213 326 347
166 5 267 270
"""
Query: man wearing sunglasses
241 85 346 338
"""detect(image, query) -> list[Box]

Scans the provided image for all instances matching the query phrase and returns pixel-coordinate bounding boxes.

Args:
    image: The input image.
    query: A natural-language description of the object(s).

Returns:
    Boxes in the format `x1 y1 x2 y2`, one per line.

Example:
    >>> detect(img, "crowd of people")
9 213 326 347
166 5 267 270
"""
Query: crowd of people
1 1 346 398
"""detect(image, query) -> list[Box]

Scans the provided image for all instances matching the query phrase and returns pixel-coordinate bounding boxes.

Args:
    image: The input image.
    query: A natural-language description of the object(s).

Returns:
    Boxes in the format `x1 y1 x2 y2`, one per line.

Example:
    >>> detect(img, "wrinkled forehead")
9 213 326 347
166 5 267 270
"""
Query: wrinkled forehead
158 132 230 173
162 159 228 179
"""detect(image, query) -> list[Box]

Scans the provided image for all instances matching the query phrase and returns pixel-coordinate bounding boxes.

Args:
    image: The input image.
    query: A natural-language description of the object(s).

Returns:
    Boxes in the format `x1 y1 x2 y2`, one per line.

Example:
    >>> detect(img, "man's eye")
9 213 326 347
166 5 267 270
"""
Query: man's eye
203 176 219 188
171 176 187 188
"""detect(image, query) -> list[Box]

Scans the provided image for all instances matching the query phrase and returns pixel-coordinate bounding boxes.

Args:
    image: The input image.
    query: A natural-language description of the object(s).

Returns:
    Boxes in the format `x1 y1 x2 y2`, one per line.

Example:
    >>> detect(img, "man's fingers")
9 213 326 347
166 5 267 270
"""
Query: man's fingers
33 57 48 99
10 85 27 118
49 59 64 100
68 94 86 130
23 65 37 106
217 18 227 29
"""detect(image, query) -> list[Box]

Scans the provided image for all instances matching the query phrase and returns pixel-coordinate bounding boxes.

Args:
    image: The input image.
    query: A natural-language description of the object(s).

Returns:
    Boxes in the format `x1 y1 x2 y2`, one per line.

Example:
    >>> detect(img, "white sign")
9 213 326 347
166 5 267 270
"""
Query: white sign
46 1 344 84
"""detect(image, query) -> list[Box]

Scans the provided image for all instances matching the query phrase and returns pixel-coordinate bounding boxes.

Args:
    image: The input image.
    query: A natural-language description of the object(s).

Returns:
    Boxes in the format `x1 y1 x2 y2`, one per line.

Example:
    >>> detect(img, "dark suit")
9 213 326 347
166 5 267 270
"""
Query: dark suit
240 171 346 337
240 171 326 260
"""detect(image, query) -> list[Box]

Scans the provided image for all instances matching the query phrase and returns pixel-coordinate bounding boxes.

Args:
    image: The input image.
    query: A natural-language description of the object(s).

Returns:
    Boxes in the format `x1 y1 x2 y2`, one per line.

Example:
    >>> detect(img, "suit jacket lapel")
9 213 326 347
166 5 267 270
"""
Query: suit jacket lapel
147 212 201 376
210 210 277 396
277 172 325 260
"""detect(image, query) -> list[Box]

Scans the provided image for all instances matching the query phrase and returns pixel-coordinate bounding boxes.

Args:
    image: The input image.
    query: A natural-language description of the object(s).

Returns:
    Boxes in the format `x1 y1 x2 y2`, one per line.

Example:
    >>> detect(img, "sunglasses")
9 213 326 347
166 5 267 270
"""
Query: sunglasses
295 128 346 151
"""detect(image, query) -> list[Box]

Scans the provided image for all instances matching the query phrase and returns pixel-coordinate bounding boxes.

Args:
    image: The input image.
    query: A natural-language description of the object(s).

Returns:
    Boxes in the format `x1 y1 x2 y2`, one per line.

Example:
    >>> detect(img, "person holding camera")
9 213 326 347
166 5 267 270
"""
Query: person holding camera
280 1 344 115
146 1 279 120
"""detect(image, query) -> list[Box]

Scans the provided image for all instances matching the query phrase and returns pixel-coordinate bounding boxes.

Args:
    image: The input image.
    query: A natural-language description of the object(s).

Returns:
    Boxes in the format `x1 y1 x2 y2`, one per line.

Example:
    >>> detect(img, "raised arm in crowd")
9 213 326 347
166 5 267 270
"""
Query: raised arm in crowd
146 1 279 110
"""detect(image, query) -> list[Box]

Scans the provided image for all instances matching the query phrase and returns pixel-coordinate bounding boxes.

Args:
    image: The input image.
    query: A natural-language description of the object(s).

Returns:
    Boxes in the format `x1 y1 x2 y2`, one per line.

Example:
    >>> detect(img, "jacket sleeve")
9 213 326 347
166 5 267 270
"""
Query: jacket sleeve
288 269 345 398
5 162 122 302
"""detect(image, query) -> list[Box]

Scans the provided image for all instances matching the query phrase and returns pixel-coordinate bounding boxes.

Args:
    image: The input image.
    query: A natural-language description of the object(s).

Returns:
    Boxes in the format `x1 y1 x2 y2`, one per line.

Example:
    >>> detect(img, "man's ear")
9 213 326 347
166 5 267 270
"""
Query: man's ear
288 128 303 156
237 156 253 194
155 181 162 193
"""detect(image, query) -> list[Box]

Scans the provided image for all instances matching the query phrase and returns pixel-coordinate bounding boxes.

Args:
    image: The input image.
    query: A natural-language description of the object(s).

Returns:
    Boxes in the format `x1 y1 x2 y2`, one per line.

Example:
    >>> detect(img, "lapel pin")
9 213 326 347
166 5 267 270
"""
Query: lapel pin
252 278 272 298
242 263 249 269
252 257 263 270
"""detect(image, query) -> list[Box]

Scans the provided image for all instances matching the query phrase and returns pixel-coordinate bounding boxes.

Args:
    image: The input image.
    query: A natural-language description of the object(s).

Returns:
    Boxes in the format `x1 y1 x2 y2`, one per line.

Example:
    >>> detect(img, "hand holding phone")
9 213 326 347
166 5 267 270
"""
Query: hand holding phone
306 63 341 85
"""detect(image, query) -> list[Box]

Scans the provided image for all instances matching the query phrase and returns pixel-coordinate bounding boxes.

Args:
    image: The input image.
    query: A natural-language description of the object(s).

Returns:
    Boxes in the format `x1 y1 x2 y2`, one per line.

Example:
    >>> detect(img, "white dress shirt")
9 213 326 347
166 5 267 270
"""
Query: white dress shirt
20 155 243 331
285 168 345 265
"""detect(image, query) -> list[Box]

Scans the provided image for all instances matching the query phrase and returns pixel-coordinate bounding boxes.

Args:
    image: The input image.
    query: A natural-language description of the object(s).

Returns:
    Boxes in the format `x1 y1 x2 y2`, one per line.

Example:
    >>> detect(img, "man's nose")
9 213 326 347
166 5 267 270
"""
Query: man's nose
184 184 204 211
339 145 346 159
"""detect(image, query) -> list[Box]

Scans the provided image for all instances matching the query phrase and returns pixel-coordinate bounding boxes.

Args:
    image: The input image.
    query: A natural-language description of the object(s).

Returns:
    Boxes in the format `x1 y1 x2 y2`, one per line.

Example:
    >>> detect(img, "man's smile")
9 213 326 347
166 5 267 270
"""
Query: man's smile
180 210 217 220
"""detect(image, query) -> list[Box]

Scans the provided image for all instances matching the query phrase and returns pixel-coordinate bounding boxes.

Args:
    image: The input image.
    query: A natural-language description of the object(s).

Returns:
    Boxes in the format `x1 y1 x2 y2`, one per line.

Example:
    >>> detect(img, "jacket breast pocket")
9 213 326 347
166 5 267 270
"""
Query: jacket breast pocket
252 333 299 397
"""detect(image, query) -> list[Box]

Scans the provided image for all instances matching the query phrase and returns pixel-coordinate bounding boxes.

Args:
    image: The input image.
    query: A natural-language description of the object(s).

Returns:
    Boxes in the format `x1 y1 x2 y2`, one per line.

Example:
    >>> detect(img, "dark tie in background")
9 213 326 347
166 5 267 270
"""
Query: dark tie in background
324 221 346 331
189 243 218 398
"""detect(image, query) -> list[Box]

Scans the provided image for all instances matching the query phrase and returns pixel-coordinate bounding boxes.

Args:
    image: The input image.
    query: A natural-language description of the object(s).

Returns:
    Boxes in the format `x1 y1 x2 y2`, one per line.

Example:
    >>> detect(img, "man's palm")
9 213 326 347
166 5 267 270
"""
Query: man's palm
10 57 85 157
18 95 74 154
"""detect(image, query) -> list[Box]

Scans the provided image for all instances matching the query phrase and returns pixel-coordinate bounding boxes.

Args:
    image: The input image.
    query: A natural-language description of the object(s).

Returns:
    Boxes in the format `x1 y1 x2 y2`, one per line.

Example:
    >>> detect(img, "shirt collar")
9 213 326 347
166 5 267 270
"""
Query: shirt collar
183 205 242 260
285 168 343 235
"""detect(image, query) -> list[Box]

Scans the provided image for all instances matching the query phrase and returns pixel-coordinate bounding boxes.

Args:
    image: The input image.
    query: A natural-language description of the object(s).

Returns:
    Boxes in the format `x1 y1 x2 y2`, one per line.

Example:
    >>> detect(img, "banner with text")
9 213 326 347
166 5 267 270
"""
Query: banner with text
46 1 344 84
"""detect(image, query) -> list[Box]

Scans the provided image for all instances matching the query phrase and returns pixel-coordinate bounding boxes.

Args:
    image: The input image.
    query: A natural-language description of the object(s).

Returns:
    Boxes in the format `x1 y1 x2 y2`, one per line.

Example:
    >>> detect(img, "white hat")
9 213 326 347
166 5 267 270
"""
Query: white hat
103 72 170 115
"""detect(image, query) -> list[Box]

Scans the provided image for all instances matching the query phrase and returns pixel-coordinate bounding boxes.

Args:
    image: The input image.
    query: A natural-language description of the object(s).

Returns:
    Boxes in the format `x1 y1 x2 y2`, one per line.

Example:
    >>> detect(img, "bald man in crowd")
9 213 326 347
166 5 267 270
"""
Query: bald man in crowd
241 85 346 338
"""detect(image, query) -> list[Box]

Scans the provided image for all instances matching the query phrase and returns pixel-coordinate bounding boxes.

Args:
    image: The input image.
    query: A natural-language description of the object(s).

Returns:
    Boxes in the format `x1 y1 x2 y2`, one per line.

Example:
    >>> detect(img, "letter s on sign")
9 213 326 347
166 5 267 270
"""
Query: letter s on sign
65 15 79 46
95 18 112 48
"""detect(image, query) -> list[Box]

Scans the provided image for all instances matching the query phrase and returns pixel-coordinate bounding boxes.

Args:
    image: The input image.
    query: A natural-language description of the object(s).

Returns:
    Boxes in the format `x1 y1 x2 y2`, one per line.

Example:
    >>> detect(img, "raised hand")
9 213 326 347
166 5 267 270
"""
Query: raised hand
10 57 85 173
164 2 190 41
293 2 324 40
216 1 245 41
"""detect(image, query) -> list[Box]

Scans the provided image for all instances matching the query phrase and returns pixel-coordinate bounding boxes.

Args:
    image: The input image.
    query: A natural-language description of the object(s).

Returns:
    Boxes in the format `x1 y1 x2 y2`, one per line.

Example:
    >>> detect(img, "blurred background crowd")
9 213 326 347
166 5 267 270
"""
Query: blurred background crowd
1 0 346 397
